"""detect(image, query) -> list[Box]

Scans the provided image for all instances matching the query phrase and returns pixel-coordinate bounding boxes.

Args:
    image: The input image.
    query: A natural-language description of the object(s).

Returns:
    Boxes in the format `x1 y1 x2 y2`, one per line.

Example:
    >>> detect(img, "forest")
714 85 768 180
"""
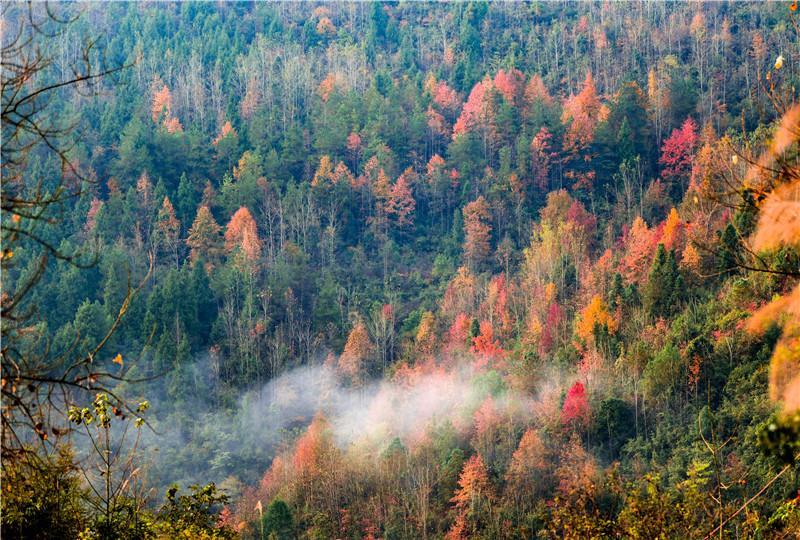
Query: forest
2 1 800 538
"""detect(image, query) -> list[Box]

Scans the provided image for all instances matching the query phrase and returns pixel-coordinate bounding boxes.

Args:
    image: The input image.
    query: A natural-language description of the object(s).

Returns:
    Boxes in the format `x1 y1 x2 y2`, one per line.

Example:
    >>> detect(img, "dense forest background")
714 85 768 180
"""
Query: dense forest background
3 1 800 538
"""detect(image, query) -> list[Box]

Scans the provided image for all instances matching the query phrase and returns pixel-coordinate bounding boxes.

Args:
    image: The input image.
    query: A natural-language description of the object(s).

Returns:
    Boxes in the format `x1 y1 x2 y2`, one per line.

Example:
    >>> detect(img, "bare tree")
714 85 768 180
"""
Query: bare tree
1 2 152 461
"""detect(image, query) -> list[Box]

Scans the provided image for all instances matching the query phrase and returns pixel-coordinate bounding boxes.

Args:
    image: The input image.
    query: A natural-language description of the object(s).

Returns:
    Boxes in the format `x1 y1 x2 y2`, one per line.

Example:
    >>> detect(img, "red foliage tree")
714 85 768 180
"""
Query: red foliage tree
659 117 698 185
471 321 504 363
529 126 554 192
84 197 102 234
562 381 590 425
426 76 461 140
428 76 460 112
346 132 362 169
492 68 524 103
346 132 362 152
540 301 564 354
447 312 473 351
452 80 486 139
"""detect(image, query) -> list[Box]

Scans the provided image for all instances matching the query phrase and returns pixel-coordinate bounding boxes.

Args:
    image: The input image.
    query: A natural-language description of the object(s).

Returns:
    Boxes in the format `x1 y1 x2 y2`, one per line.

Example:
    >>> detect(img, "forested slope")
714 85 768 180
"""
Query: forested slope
3 2 800 539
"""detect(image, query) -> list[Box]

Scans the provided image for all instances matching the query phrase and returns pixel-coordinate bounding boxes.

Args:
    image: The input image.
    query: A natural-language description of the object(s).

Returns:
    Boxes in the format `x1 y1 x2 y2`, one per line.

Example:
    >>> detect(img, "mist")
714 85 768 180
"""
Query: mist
124 352 557 500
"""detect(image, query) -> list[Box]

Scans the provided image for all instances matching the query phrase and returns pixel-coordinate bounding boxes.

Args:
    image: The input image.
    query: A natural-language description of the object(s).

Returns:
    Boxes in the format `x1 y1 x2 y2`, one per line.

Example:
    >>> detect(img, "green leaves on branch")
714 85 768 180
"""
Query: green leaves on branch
67 394 149 429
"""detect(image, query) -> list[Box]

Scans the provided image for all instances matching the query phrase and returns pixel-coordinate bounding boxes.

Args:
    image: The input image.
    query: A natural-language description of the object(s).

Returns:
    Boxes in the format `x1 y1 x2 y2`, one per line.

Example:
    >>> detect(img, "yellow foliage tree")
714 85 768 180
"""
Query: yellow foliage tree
576 295 617 343
416 311 437 356
313 156 334 187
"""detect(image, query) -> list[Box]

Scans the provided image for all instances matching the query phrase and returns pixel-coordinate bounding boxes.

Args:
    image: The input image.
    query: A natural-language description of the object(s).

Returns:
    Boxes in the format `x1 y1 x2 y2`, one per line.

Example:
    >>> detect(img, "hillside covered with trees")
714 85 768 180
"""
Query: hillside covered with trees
2 1 800 539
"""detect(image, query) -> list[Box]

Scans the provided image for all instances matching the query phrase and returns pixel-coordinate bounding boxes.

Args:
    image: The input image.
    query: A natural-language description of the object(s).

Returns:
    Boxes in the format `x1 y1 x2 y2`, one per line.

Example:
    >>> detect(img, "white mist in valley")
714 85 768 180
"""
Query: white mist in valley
132 354 561 497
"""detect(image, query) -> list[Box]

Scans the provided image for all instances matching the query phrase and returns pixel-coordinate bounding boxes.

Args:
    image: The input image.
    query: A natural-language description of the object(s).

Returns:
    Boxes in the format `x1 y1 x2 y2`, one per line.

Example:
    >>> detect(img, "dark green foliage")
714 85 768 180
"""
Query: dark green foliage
177 172 198 229
157 484 237 540
190 260 217 344
615 116 635 165
668 77 698 127
438 448 467 507
643 343 681 405
717 223 740 273
608 272 624 310
645 244 684 318
470 317 481 339
594 397 635 457
263 499 294 540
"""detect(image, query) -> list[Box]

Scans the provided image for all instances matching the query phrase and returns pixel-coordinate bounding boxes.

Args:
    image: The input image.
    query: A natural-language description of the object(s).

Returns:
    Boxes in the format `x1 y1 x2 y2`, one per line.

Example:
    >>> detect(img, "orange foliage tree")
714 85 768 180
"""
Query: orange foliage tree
151 84 182 133
447 454 495 539
471 321 504 362
576 295 617 344
224 206 261 273
619 216 657 284
462 196 492 270
471 396 505 464
213 121 237 150
661 207 685 254
290 414 343 517
483 274 514 339
386 170 416 231
240 76 261 122
505 428 549 510
151 84 173 123
338 317 374 386
442 267 477 321
313 155 335 187
561 72 603 191
153 196 181 269
415 311 437 357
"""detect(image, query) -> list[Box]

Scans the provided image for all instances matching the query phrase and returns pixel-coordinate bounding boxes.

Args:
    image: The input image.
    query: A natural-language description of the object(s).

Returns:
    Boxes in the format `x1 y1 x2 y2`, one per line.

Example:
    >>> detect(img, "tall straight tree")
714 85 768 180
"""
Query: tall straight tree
186 206 223 271
153 197 181 269
462 196 493 270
